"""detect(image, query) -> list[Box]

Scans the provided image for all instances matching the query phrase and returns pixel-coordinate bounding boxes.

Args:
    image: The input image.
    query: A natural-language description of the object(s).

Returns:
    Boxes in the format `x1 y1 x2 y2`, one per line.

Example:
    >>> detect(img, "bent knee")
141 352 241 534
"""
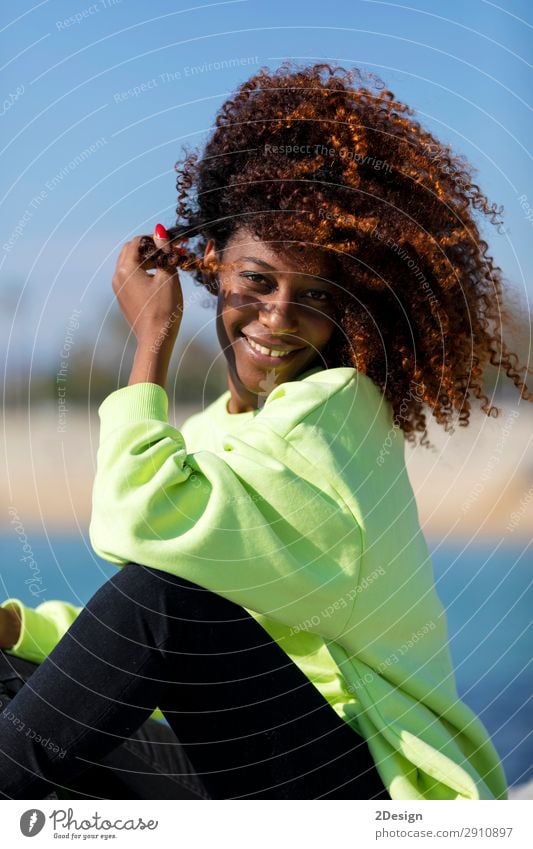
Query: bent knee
105 562 205 611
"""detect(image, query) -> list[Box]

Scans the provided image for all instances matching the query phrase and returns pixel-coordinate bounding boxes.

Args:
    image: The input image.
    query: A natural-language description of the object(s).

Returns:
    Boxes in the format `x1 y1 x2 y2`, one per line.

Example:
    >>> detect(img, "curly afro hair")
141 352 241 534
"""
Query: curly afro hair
139 59 532 447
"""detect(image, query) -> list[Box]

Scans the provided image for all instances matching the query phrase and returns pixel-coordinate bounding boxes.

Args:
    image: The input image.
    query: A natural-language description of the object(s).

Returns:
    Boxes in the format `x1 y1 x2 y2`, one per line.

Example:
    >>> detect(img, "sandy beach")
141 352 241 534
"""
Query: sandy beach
2 399 532 542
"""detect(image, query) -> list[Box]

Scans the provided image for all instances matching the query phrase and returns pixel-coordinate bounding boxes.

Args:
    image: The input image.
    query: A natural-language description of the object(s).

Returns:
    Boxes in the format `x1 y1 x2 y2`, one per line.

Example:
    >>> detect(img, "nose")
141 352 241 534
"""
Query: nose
259 293 299 334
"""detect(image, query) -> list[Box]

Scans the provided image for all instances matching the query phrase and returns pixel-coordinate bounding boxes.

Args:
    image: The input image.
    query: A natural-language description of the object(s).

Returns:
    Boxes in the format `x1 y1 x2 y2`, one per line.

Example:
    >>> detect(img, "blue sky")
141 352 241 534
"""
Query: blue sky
2 0 532 369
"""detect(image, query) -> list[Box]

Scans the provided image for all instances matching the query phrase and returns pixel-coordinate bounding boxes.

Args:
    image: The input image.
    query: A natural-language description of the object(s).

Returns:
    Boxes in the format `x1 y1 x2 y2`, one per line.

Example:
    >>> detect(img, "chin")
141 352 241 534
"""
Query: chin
252 362 308 388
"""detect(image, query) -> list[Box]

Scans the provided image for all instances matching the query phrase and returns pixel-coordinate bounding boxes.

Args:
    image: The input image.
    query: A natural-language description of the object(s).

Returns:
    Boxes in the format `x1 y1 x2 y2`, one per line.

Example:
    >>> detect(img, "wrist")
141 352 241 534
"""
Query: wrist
128 339 175 388
135 315 181 350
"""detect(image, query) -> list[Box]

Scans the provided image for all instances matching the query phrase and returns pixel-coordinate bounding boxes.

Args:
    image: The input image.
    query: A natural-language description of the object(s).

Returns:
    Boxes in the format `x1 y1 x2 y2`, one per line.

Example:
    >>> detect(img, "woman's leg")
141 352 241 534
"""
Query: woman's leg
0 563 388 800
59 717 210 800
0 651 209 799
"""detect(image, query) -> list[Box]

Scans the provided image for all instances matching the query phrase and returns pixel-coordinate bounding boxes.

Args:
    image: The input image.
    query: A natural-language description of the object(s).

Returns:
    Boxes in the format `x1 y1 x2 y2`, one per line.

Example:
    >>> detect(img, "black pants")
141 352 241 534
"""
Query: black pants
0 653 210 800
0 563 389 800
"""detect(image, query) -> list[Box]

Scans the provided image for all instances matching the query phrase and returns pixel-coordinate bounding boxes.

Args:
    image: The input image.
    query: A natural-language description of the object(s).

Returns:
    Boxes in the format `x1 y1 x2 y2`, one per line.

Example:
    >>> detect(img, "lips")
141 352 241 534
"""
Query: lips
242 332 304 352
238 332 305 363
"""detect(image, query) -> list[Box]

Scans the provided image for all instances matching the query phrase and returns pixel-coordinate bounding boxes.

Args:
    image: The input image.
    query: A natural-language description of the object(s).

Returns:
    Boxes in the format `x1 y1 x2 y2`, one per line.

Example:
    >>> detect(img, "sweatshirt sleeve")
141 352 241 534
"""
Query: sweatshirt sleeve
89 381 362 639
1 598 82 665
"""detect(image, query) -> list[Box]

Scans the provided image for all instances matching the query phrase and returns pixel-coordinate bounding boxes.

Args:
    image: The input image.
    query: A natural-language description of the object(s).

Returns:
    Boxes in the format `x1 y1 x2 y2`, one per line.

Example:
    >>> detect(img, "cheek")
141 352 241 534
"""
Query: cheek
223 307 246 337
220 294 256 333
302 310 337 344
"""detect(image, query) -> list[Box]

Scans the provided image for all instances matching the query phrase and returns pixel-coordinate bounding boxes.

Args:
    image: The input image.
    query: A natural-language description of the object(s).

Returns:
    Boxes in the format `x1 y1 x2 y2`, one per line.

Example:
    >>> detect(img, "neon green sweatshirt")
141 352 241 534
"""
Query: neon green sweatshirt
2 364 508 800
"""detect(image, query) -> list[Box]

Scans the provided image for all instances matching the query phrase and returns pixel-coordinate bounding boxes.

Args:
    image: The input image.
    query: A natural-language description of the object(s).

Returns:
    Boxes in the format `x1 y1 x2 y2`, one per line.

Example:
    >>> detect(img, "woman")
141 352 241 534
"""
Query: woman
0 61 530 800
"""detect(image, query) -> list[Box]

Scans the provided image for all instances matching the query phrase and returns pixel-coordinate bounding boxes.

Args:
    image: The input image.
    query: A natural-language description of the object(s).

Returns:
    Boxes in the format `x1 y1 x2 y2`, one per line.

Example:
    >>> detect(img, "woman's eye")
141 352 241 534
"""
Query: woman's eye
239 272 269 285
305 290 330 301
238 273 330 303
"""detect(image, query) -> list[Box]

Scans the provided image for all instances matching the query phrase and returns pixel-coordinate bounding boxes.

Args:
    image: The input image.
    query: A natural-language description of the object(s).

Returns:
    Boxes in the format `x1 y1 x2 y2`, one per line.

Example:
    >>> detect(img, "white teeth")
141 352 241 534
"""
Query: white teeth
245 337 293 357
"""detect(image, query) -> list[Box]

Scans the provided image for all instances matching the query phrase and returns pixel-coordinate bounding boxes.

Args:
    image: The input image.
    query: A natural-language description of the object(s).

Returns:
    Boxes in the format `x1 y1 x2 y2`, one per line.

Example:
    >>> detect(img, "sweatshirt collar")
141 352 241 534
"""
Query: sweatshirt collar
212 364 324 425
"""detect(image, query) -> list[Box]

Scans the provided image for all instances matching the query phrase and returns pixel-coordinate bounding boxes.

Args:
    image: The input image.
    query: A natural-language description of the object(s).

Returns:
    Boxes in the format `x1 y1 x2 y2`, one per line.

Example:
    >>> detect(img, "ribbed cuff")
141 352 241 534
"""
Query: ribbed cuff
98 383 169 442
1 599 48 665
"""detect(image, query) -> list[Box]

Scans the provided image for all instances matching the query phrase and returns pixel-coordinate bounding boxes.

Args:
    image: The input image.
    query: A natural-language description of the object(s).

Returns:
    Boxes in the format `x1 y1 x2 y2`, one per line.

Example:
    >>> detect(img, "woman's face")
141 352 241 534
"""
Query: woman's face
204 227 339 412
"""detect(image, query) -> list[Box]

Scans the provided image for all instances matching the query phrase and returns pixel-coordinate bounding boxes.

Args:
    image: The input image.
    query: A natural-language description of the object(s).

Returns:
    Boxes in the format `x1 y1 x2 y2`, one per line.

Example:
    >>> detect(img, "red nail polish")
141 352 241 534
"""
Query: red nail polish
154 223 168 239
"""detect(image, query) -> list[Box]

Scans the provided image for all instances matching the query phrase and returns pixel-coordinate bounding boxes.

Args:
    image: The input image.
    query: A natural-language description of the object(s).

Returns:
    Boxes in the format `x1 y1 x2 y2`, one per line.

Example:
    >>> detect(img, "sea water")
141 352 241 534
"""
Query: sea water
0 532 530 788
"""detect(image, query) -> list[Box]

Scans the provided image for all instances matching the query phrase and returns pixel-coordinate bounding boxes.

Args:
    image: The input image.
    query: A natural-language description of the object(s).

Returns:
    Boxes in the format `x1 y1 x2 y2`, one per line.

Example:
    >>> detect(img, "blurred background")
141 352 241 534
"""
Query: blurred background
1 0 531 792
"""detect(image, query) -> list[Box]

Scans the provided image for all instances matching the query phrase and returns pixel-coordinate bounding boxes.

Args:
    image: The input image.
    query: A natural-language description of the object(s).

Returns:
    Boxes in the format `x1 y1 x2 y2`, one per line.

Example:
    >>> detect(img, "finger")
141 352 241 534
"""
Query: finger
117 240 131 261
140 255 157 272
153 223 170 251
119 239 145 267
126 234 158 271
152 225 188 258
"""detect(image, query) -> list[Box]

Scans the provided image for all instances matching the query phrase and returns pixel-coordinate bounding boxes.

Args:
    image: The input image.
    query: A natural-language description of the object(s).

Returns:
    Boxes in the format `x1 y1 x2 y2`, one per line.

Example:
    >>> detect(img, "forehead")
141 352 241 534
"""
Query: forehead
223 228 334 279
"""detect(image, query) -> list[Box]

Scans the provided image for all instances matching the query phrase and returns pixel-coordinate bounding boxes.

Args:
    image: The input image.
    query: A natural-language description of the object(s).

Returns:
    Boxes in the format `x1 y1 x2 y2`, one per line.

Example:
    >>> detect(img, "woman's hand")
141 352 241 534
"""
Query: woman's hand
112 225 185 389
0 606 21 649
112 225 183 346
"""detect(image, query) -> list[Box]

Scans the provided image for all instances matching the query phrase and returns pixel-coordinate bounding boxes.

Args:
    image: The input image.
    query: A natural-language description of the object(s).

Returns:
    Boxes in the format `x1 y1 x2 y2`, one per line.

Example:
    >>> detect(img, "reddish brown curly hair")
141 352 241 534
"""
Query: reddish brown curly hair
139 60 532 447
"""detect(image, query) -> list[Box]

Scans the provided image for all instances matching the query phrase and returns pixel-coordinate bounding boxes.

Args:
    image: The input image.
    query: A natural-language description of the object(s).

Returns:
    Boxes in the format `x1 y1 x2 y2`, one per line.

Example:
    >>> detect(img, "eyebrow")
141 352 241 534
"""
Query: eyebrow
240 256 333 284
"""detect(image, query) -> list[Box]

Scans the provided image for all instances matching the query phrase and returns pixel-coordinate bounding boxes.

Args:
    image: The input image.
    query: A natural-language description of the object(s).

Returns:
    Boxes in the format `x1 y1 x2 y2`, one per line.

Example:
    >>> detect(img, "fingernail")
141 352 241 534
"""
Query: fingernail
154 223 168 239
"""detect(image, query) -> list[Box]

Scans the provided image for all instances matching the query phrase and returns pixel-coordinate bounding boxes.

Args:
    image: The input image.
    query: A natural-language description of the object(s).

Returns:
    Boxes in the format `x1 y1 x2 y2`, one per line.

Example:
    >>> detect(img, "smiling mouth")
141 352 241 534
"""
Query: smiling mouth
238 333 305 363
